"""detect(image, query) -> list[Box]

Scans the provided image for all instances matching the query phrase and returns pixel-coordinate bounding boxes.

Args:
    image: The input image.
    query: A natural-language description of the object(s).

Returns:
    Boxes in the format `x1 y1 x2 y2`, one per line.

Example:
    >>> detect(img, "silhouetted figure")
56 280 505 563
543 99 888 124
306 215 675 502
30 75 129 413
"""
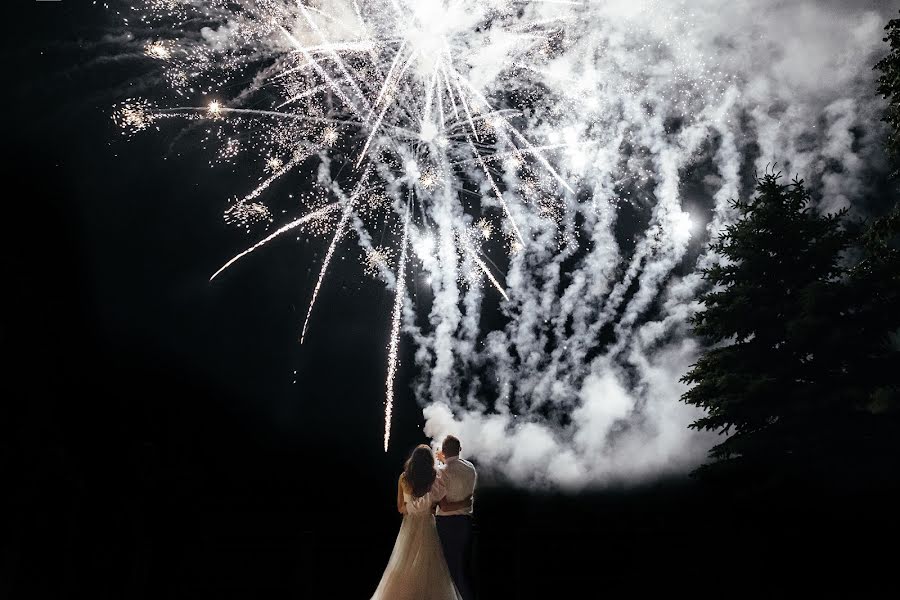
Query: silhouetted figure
435 436 477 600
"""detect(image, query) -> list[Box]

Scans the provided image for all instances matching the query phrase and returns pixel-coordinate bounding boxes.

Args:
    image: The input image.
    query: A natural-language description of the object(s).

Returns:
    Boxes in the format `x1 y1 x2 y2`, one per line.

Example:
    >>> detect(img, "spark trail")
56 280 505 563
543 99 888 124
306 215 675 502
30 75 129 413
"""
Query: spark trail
384 203 411 451
210 202 339 281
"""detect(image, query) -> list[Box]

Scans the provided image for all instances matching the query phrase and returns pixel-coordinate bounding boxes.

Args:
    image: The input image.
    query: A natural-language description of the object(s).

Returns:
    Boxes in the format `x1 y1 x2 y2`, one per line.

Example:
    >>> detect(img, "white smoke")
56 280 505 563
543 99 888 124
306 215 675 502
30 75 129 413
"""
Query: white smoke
418 0 893 489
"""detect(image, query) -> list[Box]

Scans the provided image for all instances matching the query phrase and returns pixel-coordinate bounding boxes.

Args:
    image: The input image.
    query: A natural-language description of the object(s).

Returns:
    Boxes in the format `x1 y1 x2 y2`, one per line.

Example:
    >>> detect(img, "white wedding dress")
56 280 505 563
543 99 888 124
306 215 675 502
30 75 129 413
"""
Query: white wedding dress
370 474 462 600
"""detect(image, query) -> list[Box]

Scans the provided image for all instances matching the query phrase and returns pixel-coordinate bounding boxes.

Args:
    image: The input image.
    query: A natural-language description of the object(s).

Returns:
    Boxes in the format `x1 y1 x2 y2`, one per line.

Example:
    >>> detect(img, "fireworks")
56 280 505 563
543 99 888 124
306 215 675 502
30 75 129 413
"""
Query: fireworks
418 167 441 191
116 0 576 449
144 40 171 60
102 0 895 486
210 202 340 282
224 200 273 230
385 206 411 451
218 137 241 161
321 127 339 146
364 246 396 279
265 156 284 172
461 241 510 303
112 99 155 135
475 218 493 241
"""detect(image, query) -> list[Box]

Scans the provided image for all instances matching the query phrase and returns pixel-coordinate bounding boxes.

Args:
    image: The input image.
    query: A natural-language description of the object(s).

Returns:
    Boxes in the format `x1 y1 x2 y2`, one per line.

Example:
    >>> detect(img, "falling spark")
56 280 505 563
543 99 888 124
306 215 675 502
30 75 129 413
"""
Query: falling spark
419 167 440 190
301 171 372 344
476 217 493 240
460 235 510 302
364 246 396 279
224 200 273 229
112 99 155 135
266 156 284 171
321 127 339 146
145 40 171 60
468 134 526 245
210 202 340 281
385 204 411 452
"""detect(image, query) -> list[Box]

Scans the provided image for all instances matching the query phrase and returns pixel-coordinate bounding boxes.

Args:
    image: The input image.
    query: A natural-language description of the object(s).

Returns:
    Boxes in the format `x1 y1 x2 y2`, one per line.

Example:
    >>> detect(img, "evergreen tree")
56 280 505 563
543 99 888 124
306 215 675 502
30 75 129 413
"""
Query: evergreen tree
680 173 855 478
681 12 900 487
843 201 900 415
859 9 900 417
875 10 900 172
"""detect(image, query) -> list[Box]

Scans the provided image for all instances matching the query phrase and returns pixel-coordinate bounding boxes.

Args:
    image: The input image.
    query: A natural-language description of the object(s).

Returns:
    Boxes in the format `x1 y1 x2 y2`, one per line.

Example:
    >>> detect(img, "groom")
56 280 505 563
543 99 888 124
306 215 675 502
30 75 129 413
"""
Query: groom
436 435 477 600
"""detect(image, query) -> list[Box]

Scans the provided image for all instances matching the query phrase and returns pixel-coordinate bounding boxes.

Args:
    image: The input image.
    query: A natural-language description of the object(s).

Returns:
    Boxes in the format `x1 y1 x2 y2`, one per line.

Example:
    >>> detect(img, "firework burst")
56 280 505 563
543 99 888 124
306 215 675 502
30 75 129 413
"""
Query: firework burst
116 0 576 449
364 246 397 280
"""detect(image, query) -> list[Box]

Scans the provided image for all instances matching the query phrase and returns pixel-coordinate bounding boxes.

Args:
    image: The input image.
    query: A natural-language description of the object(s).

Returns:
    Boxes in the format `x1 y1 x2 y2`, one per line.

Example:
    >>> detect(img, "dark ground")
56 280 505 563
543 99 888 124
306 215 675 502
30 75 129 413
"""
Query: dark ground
5 2 900 598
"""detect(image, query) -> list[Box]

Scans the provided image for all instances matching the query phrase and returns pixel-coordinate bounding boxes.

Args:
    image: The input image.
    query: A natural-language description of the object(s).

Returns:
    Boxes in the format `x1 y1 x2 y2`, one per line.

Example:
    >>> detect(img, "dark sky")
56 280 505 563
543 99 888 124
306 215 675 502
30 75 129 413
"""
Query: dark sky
9 0 428 482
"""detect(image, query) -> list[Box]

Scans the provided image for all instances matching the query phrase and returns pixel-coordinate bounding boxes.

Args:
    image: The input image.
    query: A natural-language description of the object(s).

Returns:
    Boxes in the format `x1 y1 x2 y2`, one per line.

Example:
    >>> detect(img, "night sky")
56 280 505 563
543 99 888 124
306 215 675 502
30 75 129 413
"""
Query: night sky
6 2 900 598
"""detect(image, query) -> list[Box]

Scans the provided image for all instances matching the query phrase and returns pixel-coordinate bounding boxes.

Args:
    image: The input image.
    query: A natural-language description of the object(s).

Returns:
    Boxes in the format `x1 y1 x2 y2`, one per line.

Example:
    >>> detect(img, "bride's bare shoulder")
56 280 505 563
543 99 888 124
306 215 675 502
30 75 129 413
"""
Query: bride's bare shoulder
398 473 409 489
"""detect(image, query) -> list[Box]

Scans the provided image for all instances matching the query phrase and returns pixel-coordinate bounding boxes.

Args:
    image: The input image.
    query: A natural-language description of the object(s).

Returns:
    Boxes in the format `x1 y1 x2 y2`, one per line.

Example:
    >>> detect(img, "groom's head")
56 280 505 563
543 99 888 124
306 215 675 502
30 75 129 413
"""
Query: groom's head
441 435 461 458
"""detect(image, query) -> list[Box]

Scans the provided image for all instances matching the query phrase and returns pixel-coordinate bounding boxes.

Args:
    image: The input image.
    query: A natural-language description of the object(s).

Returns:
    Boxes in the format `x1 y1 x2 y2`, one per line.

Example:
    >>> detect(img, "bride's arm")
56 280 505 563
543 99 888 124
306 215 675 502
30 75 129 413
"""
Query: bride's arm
396 476 407 514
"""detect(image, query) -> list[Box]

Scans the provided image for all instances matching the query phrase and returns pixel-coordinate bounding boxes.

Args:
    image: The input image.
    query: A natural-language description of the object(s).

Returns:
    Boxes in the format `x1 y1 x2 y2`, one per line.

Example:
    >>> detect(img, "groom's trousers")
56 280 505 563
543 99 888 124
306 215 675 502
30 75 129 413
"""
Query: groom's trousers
436 515 474 600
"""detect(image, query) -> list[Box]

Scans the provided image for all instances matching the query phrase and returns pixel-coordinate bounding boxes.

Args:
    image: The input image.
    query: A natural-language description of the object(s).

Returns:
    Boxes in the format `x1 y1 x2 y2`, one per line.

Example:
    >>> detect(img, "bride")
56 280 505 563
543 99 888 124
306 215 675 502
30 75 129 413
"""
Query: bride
370 444 470 600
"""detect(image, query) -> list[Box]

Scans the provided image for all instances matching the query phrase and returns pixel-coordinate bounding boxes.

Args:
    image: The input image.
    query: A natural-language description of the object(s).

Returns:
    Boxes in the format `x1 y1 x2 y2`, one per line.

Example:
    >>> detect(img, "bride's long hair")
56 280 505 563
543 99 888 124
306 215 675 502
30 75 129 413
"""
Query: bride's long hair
403 444 437 498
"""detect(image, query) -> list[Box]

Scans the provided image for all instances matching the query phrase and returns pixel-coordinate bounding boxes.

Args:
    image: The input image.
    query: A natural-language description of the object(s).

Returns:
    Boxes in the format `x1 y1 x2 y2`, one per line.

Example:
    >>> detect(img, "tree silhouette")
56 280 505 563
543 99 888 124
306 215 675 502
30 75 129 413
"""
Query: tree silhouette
680 12 900 488
841 209 900 418
680 173 856 481
875 10 900 173
854 8 900 429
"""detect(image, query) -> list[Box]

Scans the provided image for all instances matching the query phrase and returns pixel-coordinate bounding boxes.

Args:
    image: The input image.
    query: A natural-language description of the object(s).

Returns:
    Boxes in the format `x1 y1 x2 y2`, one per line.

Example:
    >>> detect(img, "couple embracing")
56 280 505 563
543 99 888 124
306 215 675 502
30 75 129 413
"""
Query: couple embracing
370 435 477 600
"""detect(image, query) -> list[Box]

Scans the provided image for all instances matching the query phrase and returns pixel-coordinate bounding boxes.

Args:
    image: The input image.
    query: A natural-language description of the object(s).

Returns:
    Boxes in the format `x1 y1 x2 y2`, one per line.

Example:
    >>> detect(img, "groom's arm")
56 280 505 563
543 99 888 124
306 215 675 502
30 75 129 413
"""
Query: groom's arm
438 495 473 512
